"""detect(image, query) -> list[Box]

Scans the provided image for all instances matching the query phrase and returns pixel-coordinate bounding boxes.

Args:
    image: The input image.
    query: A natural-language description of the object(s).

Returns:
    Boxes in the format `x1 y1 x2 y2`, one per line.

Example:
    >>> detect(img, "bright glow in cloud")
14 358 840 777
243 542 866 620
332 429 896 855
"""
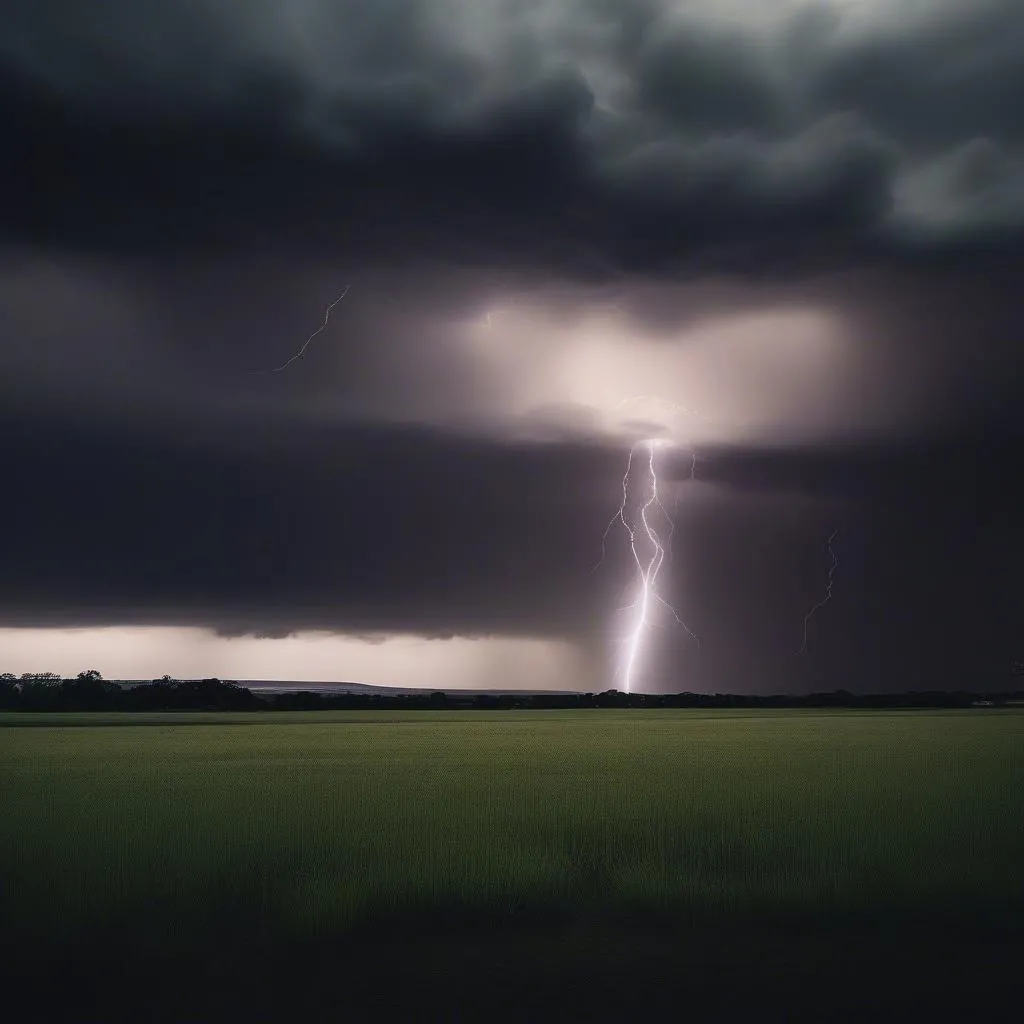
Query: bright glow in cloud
460 297 864 445
0 627 587 689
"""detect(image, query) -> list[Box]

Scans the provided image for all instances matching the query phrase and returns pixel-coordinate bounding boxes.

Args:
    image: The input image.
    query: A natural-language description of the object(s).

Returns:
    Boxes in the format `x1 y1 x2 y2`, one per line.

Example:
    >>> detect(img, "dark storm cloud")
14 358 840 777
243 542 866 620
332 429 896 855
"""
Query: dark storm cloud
634 22 788 135
3 0 1024 272
1 405 1019 691
0 406 612 638
810 1 1024 148
2 1 1023 692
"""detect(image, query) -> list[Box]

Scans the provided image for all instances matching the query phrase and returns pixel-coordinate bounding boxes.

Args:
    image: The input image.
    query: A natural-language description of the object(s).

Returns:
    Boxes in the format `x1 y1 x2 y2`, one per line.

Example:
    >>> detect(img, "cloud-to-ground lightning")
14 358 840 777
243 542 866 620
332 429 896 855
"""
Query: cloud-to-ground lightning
798 528 840 654
251 285 351 374
595 438 699 692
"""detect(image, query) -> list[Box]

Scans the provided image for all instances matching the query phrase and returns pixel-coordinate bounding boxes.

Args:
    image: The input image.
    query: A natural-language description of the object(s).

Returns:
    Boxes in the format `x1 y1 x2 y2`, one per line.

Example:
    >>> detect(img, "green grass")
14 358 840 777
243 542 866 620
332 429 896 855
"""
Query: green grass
2 708 1022 954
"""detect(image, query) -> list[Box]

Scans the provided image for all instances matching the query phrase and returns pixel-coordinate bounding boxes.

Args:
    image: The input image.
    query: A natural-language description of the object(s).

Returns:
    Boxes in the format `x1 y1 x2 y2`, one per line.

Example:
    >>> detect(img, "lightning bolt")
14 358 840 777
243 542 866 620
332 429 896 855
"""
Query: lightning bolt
594 394 705 573
596 439 699 692
798 528 840 654
251 284 351 374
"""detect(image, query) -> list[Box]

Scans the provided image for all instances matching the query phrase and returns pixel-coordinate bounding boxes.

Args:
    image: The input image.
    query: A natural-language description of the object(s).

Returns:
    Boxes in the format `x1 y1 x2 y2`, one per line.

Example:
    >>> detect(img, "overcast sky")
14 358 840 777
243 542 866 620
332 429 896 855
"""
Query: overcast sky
2 0 1022 692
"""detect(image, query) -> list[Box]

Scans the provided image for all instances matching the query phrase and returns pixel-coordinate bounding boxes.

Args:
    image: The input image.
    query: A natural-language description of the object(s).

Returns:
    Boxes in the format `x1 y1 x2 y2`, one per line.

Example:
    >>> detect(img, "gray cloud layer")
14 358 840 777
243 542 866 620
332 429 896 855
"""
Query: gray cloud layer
3 0 1024 270
2 1 1023 690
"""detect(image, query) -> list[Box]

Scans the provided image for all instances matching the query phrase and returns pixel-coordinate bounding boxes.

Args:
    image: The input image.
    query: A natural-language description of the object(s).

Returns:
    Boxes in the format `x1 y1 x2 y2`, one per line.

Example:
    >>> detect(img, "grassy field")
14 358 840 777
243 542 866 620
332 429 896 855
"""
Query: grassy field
2 708 1022 1020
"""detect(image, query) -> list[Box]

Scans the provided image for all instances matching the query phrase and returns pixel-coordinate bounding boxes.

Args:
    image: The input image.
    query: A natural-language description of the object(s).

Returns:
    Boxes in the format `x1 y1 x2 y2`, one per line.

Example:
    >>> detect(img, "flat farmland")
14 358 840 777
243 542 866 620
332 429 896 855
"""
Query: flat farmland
2 709 1022 1021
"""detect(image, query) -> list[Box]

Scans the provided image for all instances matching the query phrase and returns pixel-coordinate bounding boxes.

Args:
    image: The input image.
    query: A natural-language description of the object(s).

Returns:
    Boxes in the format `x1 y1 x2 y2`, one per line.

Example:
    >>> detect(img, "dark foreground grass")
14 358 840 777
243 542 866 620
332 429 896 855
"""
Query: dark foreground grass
2 709 1022 1021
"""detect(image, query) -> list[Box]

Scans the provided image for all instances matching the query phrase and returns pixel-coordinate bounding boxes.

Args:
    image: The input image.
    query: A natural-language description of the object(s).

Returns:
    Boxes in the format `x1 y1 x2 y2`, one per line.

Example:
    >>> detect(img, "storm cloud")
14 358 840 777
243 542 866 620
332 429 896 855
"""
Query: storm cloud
2 1 1023 261
2 1 1022 691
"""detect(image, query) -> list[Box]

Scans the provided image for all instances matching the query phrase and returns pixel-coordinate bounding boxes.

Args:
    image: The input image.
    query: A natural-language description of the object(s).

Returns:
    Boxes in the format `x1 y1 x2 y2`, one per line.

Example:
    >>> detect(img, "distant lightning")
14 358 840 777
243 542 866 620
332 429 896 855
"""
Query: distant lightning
600 389 850 679
251 285 351 374
596 439 699 692
798 528 840 654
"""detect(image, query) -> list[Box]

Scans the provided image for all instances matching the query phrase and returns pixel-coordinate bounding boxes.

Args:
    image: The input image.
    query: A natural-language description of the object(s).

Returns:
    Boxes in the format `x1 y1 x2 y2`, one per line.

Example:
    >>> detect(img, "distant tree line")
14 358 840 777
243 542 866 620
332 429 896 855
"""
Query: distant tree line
0 672 262 711
1 671 1022 712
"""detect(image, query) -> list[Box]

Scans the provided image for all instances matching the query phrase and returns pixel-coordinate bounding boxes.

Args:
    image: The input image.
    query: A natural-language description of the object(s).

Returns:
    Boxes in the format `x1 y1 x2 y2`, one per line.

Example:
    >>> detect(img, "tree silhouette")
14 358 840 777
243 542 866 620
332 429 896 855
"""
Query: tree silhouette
0 672 18 708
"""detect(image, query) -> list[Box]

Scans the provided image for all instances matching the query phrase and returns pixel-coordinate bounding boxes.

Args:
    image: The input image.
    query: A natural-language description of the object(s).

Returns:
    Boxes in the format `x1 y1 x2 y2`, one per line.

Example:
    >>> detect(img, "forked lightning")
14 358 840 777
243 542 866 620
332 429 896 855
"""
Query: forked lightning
798 528 840 654
251 285 351 374
597 439 699 692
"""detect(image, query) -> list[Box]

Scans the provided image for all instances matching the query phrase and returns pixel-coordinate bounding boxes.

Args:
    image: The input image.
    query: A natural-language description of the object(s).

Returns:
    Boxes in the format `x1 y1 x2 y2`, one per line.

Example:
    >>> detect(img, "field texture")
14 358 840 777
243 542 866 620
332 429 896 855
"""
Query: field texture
2 708 1022 953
